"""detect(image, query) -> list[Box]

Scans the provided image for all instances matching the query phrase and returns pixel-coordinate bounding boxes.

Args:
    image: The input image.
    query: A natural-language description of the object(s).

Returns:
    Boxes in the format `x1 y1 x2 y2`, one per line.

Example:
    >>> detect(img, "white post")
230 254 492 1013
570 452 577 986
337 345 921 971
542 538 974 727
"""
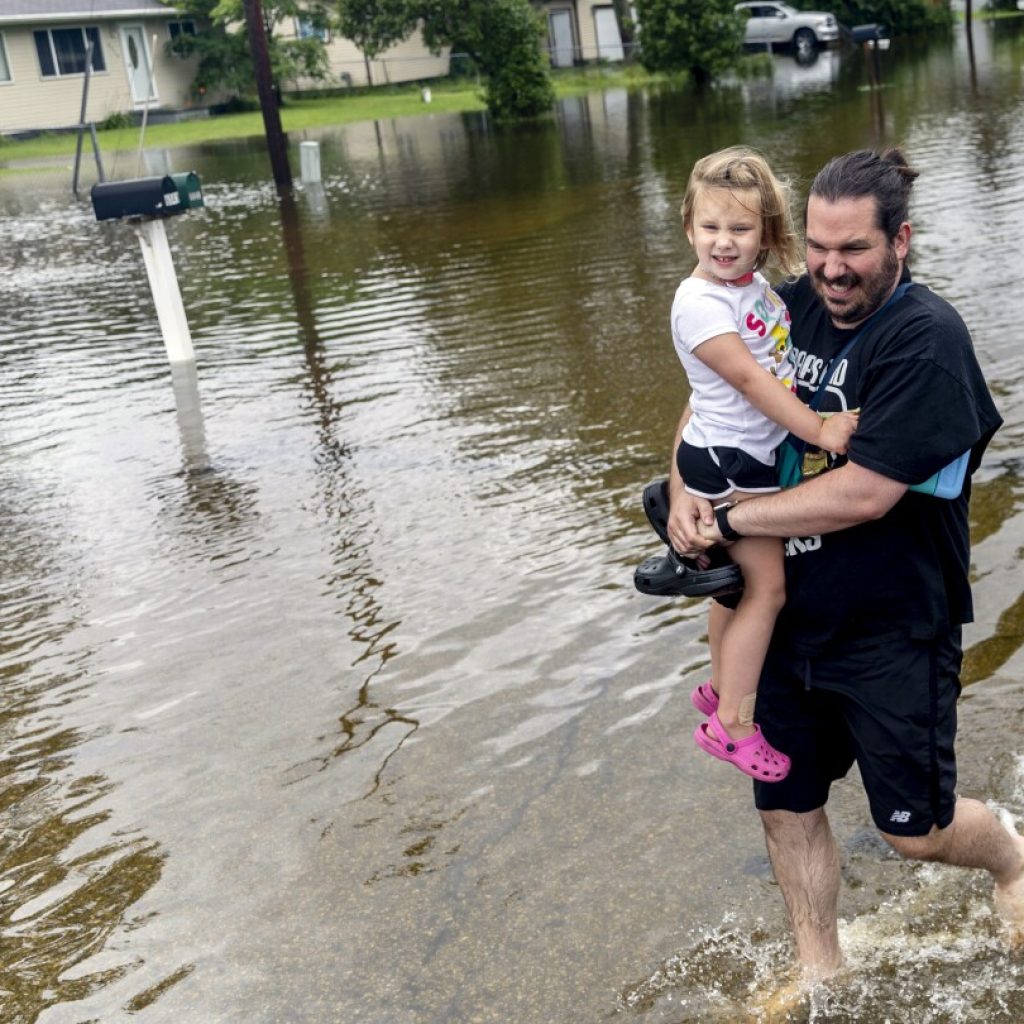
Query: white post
299 140 321 184
135 218 195 364
169 360 210 472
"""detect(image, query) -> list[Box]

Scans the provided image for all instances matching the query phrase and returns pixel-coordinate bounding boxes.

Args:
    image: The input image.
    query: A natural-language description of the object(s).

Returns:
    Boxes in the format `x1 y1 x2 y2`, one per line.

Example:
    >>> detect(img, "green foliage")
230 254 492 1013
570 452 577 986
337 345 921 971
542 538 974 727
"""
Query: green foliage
98 111 134 130
633 0 744 84
335 0 416 61
170 0 332 98
419 0 554 119
170 0 553 119
787 0 953 34
610 0 637 49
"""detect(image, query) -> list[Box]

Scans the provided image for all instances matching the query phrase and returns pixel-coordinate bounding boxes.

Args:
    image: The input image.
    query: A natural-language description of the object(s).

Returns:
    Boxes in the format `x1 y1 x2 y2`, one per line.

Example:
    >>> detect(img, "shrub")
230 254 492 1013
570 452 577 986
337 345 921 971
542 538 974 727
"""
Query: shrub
99 111 134 131
789 0 953 35
634 0 745 85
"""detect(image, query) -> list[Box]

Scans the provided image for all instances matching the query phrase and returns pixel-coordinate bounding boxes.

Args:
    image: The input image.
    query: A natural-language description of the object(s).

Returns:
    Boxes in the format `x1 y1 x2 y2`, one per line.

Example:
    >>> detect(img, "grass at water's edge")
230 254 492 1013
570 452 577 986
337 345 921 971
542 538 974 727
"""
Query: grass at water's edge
0 83 484 167
0 64 692 171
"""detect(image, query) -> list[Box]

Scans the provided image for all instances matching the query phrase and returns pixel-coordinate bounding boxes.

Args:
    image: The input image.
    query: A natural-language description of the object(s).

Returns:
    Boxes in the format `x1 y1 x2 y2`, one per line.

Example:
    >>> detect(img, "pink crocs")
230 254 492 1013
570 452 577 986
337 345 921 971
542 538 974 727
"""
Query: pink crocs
693 712 790 781
690 679 719 716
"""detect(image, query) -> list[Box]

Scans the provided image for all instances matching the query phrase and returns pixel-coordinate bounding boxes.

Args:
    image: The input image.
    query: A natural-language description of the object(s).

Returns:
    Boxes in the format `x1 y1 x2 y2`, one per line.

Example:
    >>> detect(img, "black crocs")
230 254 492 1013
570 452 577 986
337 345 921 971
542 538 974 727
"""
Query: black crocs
634 548 744 598
634 479 744 599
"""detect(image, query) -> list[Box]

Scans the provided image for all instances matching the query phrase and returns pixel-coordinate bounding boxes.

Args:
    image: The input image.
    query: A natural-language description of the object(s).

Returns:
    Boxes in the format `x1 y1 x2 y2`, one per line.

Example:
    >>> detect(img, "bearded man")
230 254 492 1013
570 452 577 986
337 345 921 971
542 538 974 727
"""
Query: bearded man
667 148 1022 975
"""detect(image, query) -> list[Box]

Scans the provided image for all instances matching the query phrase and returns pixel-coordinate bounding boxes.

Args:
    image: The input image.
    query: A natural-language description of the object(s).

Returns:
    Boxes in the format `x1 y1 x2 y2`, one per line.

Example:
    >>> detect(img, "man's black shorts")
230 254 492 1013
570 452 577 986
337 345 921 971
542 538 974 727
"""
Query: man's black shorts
753 629 962 836
676 440 780 500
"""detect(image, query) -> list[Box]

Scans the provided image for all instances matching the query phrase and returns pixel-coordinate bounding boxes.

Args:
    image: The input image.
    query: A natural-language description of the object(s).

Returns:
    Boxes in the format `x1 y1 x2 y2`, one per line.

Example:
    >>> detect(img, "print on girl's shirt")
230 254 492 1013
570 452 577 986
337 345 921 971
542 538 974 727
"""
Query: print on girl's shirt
761 287 796 390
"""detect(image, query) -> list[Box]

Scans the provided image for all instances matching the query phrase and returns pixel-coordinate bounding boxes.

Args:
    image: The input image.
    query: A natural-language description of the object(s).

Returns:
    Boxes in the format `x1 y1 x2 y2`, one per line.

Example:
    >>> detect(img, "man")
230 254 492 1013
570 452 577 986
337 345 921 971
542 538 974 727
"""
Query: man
667 148 1022 976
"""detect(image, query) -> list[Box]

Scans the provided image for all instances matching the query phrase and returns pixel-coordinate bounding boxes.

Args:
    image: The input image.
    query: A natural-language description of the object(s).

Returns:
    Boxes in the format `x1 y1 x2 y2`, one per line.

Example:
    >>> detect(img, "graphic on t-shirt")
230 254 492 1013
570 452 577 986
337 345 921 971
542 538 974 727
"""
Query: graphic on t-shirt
761 287 796 390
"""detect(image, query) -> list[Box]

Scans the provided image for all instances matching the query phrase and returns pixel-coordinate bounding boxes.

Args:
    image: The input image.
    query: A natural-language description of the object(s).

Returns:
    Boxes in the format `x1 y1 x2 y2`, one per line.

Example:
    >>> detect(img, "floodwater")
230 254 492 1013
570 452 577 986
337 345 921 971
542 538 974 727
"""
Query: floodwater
2 22 1024 1024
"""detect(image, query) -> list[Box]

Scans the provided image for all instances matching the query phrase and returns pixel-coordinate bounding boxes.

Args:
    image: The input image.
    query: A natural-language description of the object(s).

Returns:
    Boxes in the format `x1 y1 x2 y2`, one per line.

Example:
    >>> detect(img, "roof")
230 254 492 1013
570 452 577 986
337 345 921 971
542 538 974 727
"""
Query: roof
0 0 178 24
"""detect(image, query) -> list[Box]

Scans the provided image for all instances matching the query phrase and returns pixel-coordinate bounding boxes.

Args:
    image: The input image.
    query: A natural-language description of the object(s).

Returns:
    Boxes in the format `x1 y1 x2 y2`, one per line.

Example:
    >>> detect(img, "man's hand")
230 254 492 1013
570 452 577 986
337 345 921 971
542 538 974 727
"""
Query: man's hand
667 487 716 557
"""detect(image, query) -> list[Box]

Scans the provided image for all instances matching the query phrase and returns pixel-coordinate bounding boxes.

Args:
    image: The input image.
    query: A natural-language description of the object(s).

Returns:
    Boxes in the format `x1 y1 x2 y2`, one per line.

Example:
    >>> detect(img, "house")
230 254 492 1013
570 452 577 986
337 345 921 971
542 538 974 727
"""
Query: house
281 15 449 91
0 0 207 134
537 1 628 68
0 2 450 136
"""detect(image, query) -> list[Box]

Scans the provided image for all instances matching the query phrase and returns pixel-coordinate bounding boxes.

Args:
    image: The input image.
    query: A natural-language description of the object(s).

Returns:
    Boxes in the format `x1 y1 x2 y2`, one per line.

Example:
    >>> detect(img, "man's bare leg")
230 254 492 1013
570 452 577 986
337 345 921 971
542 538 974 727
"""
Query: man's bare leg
882 796 1024 946
760 807 843 976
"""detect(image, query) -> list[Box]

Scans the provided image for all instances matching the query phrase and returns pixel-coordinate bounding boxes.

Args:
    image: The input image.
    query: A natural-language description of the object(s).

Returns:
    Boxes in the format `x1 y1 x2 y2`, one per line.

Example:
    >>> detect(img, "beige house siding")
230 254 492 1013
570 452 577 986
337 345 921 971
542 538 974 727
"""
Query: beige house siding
0 8 451 135
0 19 200 134
284 23 449 91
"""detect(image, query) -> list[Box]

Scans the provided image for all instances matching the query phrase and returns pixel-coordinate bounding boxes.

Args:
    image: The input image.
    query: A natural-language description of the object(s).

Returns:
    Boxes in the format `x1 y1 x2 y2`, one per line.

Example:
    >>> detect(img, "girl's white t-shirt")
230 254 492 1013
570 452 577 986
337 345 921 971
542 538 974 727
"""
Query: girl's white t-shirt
672 272 796 466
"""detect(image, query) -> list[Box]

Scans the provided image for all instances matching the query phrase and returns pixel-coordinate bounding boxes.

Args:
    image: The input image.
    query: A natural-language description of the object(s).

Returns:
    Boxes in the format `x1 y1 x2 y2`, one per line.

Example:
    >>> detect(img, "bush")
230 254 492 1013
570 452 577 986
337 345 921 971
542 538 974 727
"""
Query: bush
479 0 554 119
420 0 554 119
210 95 261 115
634 0 745 84
98 111 133 131
789 0 953 35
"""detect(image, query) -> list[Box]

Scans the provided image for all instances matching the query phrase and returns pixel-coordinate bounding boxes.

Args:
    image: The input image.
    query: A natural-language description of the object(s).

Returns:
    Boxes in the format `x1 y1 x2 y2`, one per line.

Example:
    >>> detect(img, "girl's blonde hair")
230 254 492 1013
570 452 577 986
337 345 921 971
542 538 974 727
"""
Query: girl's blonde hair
681 146 801 278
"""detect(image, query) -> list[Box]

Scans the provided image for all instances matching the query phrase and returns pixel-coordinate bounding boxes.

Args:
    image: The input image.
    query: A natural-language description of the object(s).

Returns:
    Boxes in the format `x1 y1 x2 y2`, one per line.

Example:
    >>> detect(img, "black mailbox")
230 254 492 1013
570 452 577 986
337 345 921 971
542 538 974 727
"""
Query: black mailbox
850 23 887 44
91 176 185 222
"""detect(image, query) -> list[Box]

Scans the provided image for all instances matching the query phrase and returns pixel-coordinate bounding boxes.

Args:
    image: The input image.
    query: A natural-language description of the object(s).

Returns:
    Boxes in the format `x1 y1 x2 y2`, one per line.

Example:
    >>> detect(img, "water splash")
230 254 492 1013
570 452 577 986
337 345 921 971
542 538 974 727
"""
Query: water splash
618 846 1024 1023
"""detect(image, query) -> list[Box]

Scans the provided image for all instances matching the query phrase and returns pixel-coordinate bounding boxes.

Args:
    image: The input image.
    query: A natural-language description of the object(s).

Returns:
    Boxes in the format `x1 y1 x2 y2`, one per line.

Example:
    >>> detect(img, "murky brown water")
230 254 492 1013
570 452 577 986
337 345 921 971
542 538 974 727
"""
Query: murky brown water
2 23 1024 1024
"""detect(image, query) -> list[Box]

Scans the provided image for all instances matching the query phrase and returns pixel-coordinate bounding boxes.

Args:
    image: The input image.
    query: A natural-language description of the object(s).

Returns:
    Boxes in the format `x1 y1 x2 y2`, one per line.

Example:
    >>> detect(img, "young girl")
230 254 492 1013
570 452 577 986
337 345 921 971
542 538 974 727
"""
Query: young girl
671 147 858 781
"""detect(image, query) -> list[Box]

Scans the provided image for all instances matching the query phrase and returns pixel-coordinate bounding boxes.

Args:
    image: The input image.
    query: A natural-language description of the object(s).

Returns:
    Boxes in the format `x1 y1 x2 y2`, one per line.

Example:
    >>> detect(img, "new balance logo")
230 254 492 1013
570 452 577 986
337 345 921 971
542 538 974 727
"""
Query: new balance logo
889 810 911 823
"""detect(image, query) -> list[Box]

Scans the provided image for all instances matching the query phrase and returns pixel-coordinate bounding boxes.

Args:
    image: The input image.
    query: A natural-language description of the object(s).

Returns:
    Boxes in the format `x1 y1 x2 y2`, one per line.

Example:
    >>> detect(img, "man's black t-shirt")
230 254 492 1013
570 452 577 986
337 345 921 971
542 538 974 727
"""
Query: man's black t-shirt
774 274 1002 655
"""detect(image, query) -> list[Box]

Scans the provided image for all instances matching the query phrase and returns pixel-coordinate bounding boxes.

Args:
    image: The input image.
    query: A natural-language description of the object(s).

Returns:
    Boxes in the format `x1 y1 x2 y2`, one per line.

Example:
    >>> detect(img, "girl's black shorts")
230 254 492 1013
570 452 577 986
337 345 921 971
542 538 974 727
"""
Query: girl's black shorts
752 629 962 837
676 440 780 500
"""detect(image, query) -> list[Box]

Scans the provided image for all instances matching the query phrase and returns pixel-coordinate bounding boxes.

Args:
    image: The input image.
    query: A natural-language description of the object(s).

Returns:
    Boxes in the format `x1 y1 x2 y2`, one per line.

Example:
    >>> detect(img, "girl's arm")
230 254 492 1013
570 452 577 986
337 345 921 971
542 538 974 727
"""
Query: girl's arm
693 331 857 452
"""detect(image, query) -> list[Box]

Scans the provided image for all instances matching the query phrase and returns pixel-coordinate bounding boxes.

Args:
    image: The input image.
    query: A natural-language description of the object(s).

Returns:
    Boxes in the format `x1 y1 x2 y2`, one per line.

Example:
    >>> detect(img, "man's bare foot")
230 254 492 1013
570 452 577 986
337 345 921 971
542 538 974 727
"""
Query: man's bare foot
993 831 1024 949
747 962 846 1021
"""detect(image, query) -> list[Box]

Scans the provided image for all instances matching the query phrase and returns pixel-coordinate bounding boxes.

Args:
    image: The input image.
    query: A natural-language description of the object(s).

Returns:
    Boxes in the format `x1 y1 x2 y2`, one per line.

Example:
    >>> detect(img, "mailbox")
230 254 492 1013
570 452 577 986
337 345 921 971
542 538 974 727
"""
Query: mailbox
850 23 887 44
91 175 185 222
171 171 204 211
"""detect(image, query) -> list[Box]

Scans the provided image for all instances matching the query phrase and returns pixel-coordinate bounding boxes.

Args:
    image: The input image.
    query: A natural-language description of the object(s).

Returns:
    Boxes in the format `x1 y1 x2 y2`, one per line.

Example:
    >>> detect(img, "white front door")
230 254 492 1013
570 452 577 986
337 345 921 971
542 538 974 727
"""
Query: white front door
594 7 624 62
121 26 156 105
549 10 575 68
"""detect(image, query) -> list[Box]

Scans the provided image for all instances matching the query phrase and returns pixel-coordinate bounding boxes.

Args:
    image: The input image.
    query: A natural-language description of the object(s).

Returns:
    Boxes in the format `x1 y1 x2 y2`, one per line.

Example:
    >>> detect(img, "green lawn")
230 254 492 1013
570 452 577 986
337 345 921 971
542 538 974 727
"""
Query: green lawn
0 65 682 169
0 81 483 166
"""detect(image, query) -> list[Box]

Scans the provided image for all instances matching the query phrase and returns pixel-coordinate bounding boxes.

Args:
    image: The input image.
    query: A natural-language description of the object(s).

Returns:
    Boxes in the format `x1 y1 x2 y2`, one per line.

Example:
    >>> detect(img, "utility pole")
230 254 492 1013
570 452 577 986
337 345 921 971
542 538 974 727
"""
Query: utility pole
242 0 292 189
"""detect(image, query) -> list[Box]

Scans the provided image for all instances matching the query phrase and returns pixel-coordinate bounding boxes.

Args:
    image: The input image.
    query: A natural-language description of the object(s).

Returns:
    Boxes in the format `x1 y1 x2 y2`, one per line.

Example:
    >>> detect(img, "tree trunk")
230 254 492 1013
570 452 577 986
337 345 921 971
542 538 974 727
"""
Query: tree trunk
242 0 291 188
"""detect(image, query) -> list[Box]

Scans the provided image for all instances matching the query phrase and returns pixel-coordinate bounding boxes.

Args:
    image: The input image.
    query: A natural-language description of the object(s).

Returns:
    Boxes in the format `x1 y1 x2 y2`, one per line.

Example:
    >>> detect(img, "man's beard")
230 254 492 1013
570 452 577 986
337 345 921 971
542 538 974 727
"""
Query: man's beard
813 243 900 325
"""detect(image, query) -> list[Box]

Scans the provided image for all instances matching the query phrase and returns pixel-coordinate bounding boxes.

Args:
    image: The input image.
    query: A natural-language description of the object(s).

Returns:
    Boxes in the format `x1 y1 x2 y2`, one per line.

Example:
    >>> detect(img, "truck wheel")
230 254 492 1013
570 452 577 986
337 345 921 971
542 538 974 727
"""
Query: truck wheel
793 28 816 55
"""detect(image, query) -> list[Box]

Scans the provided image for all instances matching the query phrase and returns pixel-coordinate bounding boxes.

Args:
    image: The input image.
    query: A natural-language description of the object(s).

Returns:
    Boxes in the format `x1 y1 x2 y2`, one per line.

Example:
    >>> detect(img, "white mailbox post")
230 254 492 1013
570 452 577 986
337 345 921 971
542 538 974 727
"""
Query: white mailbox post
90 173 205 367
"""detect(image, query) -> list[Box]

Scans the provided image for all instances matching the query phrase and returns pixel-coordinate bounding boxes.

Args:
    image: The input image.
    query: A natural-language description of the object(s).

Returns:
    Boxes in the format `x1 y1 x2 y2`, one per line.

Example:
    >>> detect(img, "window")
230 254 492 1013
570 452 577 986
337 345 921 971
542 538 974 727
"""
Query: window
0 33 11 83
294 18 329 43
167 20 197 41
34 27 105 77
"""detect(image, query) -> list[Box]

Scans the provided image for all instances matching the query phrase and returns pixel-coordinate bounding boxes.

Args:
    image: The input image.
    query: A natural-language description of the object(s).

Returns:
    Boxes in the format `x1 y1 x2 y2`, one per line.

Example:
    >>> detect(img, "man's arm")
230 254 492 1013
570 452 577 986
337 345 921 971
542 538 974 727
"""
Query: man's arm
700 460 908 544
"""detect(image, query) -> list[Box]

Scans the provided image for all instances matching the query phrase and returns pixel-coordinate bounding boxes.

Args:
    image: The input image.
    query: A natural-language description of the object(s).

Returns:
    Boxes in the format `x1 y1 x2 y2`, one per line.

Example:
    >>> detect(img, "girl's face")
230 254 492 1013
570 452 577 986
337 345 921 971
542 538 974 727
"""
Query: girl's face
686 187 765 283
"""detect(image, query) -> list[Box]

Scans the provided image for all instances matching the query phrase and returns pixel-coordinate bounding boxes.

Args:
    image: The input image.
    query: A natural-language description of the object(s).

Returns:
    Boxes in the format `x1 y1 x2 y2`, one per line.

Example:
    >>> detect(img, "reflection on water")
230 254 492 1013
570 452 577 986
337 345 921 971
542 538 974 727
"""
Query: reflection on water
2 21 1024 1024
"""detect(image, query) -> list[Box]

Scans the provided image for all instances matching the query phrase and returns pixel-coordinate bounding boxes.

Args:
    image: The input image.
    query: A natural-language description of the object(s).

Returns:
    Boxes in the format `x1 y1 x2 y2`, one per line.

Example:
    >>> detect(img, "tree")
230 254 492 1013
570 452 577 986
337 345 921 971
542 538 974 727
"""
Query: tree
610 0 636 57
419 0 555 119
633 0 744 85
171 0 332 99
787 0 953 34
335 0 417 86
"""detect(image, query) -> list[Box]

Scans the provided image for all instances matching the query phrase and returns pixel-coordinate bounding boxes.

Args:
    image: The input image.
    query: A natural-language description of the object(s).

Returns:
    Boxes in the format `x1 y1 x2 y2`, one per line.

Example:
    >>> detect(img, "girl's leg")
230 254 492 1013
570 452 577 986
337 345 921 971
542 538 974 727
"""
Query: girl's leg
706 599 731 693
713 530 786 740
